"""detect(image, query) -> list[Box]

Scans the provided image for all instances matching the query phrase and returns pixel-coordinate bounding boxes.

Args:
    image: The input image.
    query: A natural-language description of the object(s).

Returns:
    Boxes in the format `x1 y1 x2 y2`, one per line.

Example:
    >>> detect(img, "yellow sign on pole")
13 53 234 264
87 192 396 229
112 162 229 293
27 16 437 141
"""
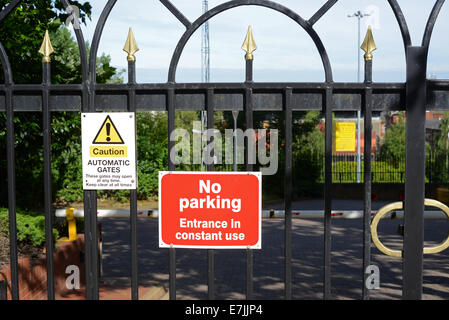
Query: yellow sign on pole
336 122 356 152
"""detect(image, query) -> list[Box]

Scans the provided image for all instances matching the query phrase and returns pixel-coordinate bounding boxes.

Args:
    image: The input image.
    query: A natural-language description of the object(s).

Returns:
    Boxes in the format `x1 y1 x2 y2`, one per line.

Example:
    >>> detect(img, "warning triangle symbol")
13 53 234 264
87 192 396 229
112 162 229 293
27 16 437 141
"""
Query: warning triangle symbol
92 115 125 144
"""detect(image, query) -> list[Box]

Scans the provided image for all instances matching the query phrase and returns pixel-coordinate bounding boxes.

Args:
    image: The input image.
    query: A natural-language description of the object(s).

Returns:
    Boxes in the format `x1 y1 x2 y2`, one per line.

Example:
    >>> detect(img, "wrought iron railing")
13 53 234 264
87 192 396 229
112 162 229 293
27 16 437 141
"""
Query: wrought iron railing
1 0 449 301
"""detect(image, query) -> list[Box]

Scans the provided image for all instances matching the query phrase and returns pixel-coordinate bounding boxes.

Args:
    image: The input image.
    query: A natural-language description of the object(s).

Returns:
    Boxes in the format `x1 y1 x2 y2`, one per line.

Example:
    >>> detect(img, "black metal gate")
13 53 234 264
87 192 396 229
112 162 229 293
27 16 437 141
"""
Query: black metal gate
1 0 449 300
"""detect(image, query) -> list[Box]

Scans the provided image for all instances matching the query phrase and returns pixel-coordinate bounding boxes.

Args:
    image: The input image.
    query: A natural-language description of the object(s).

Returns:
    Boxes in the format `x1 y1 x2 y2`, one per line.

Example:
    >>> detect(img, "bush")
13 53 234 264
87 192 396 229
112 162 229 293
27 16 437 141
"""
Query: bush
331 160 406 183
0 208 59 247
379 112 405 161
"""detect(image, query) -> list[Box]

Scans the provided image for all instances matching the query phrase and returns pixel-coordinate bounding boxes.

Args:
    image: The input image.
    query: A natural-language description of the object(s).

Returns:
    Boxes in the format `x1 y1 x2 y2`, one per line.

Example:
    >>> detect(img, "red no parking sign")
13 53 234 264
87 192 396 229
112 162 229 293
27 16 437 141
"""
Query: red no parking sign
158 172 261 249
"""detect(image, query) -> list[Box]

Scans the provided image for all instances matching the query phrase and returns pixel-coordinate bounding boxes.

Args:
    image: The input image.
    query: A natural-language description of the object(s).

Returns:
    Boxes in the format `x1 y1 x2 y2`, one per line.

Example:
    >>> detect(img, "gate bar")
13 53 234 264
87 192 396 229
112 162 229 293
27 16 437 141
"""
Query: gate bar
284 88 293 300
308 0 338 26
128 55 139 300
83 190 98 299
362 51 373 300
167 87 176 300
1 32 18 299
160 0 192 29
245 59 254 300
323 86 333 300
73 0 99 296
5 73 18 301
206 88 215 300
42 51 55 300
83 71 100 300
403 46 427 299
0 281 6 300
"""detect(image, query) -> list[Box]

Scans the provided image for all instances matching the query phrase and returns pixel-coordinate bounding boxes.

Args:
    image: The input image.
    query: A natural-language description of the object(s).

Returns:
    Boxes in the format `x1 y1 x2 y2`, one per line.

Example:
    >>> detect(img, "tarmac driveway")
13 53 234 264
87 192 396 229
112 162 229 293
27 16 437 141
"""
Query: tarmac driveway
99 216 449 300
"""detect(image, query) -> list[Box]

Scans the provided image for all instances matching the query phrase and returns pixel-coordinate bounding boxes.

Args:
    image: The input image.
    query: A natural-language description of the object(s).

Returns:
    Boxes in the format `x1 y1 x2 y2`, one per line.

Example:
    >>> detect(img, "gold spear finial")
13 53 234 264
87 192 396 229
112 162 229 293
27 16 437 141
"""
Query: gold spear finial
361 26 377 61
123 27 139 62
39 30 54 63
241 25 257 61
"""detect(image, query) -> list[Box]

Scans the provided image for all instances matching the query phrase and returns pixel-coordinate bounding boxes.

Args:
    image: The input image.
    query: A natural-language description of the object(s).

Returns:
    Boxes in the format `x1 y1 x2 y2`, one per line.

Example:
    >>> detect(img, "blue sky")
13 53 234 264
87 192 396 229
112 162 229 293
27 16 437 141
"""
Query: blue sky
73 0 449 83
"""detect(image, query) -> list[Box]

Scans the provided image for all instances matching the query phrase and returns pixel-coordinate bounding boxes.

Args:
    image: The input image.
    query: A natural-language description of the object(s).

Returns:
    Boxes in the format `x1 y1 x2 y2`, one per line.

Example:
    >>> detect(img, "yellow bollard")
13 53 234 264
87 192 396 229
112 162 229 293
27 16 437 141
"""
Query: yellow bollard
66 208 77 241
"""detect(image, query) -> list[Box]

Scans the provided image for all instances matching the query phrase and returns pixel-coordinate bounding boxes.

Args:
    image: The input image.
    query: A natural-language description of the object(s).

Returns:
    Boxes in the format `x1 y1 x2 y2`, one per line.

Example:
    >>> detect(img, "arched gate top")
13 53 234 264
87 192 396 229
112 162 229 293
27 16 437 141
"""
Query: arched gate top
165 0 334 83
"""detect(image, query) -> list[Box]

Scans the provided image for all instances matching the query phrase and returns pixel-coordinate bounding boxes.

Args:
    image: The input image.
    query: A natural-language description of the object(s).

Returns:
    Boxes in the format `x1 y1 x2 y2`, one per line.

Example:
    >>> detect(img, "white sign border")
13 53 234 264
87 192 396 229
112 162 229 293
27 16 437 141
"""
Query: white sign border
158 171 262 250
81 112 137 190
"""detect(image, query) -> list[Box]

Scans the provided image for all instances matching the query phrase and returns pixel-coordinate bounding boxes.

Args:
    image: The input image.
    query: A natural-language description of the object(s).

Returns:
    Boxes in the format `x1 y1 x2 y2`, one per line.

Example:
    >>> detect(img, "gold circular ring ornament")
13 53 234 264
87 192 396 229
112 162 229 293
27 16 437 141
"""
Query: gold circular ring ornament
371 201 403 258
370 199 449 258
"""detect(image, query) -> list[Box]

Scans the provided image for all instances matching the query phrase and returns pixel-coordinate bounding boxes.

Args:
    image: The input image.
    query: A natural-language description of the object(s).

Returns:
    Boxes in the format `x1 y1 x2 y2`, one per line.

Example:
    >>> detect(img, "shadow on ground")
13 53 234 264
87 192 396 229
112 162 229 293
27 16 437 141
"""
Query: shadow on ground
99 218 449 300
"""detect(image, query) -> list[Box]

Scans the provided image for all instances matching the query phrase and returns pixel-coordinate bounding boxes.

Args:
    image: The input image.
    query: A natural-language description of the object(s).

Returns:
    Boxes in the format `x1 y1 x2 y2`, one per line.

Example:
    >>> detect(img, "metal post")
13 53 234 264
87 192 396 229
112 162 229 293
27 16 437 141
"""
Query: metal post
42 50 55 301
5 51 18 302
0 281 6 300
86 51 99 301
324 86 333 300
348 11 370 183
361 25 376 300
206 88 215 300
202 2 213 299
242 25 256 300
245 84 254 300
168 87 176 300
403 46 427 300
362 54 372 301
200 111 205 171
284 88 293 300
125 28 139 299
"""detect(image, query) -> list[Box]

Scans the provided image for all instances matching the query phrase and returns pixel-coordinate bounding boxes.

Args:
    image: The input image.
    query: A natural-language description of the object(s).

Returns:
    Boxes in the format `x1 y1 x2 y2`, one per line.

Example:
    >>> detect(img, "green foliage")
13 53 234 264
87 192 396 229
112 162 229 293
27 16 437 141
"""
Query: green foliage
292 111 325 196
0 208 58 247
50 24 83 83
133 111 200 200
435 112 449 152
379 112 406 163
0 21 125 208
0 0 91 84
87 41 125 84
261 111 325 199
52 110 202 203
135 112 168 199
426 112 449 183
331 160 406 183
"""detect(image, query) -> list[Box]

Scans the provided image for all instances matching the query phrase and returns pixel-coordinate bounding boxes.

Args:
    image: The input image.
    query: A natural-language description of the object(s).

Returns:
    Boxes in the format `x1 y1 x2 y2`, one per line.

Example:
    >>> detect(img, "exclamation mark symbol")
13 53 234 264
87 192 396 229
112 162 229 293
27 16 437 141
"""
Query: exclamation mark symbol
106 122 111 142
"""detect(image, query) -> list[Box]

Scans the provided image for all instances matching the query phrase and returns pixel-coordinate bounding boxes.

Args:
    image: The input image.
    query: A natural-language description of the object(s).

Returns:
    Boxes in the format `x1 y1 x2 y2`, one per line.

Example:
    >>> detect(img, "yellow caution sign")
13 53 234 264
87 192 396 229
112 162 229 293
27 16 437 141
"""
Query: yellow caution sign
82 112 137 190
92 115 124 144
89 146 127 157
336 122 356 152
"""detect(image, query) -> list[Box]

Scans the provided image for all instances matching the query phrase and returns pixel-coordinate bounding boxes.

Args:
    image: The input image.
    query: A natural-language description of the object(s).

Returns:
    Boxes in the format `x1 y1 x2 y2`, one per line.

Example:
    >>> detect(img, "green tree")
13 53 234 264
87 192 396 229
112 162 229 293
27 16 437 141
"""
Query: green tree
49 29 125 204
379 112 406 164
434 112 449 153
427 112 449 183
0 2 126 208
0 0 92 84
131 111 200 201
292 111 325 196
259 111 325 199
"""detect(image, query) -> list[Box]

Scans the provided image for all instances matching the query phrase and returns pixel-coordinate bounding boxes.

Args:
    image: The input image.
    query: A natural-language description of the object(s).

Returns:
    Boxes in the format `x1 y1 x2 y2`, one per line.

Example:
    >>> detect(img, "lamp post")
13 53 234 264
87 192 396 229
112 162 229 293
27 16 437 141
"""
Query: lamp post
348 10 370 183
201 0 210 172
